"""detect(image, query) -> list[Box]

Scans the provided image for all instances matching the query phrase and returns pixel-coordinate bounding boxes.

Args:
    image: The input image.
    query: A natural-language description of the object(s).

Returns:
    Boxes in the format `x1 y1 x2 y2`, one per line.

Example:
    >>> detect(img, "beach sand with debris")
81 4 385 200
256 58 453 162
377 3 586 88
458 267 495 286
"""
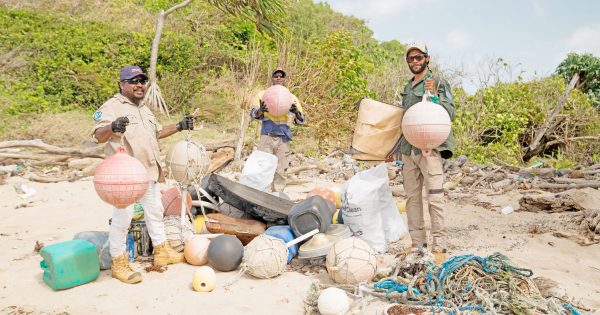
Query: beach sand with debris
0 175 599 314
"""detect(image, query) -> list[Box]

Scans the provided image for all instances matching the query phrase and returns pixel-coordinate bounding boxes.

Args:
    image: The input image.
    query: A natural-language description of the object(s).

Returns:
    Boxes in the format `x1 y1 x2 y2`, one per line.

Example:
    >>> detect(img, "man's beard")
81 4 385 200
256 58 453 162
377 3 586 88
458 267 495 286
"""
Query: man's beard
409 62 428 74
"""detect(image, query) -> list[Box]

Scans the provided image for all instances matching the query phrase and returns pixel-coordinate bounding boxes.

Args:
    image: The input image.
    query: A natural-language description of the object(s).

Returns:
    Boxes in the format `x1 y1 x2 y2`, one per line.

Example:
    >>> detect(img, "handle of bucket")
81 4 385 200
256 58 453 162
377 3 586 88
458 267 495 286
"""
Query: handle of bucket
285 228 319 248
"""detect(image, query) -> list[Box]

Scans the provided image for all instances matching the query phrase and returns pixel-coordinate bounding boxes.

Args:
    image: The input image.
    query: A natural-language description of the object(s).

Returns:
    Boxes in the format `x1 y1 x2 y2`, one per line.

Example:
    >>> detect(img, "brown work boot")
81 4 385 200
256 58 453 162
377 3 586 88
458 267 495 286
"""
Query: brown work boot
111 254 142 284
153 242 184 268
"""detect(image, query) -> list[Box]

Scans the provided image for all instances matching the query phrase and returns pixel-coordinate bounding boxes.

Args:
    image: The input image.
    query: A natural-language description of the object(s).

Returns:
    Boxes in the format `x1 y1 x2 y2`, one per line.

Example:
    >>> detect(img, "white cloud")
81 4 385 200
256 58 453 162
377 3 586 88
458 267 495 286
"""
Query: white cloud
564 23 600 55
444 29 473 51
532 2 545 17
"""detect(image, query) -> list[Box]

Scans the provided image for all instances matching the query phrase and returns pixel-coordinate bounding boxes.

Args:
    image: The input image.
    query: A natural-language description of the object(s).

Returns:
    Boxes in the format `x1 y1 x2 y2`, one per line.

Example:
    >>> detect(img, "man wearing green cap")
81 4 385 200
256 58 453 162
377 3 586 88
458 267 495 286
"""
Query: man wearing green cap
394 43 455 264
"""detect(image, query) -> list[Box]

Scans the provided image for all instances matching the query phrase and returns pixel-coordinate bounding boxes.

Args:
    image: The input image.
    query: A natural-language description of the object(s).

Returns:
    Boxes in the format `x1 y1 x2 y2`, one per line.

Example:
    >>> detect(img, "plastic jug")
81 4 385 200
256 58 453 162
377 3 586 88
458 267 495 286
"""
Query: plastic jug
288 195 335 238
73 231 111 270
264 225 298 262
39 239 100 290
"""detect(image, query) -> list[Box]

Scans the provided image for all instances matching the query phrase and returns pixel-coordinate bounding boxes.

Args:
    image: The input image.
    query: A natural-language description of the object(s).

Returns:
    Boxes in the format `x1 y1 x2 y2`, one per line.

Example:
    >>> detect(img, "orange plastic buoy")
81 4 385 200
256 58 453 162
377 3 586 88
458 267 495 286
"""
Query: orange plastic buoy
161 186 193 217
308 187 336 206
402 94 451 156
93 147 149 208
261 85 293 116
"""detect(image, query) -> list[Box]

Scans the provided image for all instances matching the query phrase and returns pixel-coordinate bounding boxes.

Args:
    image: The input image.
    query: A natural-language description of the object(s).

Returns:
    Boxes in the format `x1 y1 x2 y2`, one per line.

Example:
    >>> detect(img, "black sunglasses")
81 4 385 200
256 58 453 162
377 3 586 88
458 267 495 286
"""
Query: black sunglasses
272 74 285 79
406 54 427 62
124 77 148 85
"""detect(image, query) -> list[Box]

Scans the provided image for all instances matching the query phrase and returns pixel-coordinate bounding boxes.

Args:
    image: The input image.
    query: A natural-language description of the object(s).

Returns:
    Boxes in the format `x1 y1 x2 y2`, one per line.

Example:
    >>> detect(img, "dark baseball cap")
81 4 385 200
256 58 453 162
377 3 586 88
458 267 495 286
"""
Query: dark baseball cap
272 68 286 77
120 66 149 81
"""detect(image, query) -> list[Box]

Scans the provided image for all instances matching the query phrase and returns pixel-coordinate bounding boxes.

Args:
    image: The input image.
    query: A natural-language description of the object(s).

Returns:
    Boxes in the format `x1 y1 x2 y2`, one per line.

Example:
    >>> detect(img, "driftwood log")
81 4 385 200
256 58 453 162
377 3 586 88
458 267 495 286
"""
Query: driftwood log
207 148 234 174
0 139 103 158
519 187 600 212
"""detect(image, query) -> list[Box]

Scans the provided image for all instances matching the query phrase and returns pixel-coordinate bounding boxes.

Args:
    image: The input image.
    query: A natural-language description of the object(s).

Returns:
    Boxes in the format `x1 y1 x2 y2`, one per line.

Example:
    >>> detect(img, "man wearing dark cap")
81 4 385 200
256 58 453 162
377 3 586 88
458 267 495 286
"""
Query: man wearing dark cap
92 66 194 284
250 68 305 192
393 43 456 264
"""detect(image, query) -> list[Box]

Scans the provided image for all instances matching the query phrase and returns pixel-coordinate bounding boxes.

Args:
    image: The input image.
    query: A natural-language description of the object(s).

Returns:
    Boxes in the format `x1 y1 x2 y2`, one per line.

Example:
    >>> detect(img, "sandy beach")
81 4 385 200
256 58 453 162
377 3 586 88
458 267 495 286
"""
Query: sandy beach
1 174 599 314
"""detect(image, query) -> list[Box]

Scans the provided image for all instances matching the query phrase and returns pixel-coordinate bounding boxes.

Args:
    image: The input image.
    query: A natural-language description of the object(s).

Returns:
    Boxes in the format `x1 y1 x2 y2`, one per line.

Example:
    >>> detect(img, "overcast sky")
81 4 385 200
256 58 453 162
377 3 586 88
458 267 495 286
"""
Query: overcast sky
319 0 600 93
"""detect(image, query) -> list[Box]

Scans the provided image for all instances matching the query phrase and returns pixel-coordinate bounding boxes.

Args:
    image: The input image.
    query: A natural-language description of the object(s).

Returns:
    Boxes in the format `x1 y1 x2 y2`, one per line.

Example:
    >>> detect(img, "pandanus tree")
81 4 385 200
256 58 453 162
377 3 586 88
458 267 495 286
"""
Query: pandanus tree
145 0 285 117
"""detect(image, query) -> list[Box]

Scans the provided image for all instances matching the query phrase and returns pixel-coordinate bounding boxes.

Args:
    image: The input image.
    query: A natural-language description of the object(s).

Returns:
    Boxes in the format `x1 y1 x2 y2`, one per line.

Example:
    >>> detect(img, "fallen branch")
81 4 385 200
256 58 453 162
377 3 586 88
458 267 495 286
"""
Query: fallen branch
203 139 235 151
24 173 72 183
0 153 70 161
544 136 600 148
492 157 520 172
469 165 502 189
286 163 330 175
535 182 600 190
586 163 600 171
286 178 311 186
524 73 579 161
207 148 234 173
583 169 600 175
553 178 592 184
0 139 103 158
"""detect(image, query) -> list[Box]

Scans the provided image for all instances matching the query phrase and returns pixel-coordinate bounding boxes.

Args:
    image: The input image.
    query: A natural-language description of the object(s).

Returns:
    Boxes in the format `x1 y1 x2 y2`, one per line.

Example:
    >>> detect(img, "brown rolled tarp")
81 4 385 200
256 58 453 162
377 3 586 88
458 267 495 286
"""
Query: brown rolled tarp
352 98 403 161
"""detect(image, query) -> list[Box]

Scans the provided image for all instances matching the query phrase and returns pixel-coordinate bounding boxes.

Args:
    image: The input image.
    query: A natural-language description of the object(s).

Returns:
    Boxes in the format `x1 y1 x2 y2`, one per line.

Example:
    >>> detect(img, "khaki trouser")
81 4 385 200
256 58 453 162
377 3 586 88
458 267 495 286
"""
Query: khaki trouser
257 135 289 192
401 150 447 252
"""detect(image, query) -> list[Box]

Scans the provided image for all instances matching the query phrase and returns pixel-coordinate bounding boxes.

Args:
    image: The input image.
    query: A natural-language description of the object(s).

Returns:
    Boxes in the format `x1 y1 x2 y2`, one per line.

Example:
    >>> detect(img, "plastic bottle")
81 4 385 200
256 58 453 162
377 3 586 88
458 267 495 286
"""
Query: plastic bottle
500 206 514 215
126 234 135 262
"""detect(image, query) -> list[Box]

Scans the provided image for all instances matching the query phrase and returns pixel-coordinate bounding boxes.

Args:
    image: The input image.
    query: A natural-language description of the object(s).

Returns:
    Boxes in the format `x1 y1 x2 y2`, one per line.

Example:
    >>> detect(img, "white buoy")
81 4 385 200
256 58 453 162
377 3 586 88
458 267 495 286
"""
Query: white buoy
318 287 350 315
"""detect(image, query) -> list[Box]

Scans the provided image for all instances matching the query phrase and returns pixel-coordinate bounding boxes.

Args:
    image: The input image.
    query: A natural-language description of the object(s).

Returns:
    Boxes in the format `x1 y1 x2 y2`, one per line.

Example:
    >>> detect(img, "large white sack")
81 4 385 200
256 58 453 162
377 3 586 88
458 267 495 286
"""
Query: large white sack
239 150 278 191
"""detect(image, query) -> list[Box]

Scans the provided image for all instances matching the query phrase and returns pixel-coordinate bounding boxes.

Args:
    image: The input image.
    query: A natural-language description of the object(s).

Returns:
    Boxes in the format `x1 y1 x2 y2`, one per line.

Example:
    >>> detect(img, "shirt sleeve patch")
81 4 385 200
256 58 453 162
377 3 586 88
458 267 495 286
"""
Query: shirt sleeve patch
93 110 102 121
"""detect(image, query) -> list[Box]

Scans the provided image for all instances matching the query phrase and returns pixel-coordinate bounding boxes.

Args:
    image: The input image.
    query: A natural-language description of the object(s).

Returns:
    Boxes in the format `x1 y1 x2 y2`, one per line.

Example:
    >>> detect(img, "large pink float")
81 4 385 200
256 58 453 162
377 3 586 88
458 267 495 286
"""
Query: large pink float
402 94 451 156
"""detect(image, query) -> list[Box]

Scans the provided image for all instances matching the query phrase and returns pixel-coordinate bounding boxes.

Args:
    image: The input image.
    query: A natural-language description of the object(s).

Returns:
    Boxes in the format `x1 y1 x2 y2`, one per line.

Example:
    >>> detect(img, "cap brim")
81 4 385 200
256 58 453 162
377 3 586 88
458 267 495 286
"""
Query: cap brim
122 73 149 80
272 70 286 77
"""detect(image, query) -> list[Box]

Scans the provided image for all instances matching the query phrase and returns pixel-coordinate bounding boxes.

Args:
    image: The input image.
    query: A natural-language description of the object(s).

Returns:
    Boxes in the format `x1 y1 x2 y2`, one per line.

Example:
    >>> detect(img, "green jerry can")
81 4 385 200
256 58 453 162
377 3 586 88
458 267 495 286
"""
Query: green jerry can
39 239 100 290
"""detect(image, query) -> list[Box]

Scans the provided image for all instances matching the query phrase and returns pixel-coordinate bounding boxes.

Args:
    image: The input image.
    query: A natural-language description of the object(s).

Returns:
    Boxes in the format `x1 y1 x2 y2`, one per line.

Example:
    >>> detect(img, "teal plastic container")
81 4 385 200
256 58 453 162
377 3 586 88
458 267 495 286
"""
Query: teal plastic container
39 239 100 290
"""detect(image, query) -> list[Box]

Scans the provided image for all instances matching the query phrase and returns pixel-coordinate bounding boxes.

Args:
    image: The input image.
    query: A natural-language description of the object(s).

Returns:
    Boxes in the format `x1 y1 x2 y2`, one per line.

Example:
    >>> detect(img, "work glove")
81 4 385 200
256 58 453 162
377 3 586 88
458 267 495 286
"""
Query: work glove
111 116 130 133
176 115 194 131
254 101 268 118
290 103 299 114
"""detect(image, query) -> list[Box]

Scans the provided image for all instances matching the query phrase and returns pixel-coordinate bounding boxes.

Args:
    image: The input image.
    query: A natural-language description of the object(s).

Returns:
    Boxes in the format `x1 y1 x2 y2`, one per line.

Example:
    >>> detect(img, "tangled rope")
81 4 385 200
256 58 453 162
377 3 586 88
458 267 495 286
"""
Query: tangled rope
367 252 587 315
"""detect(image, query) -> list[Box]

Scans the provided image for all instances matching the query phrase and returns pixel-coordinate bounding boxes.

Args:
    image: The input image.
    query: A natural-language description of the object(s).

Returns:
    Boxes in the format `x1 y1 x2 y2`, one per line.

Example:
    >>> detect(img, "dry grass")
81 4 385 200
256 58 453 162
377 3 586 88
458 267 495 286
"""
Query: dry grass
0 111 92 147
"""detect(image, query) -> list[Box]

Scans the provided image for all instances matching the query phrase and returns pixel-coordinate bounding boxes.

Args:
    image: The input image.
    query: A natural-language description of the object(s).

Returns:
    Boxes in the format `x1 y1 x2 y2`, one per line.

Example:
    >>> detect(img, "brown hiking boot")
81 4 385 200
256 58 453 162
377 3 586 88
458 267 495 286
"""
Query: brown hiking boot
111 254 142 284
153 242 184 268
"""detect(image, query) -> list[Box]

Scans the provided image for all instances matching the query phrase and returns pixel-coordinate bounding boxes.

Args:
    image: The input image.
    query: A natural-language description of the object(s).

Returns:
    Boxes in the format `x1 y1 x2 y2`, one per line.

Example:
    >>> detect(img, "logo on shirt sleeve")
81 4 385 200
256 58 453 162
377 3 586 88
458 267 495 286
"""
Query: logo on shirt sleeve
93 110 102 121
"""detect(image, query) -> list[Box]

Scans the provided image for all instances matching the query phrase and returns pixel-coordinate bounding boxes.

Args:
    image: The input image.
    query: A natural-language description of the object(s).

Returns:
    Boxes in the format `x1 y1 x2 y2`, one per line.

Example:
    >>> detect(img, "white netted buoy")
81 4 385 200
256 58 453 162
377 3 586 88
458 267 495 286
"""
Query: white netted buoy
318 287 350 315
243 235 288 279
165 140 210 185
325 237 377 284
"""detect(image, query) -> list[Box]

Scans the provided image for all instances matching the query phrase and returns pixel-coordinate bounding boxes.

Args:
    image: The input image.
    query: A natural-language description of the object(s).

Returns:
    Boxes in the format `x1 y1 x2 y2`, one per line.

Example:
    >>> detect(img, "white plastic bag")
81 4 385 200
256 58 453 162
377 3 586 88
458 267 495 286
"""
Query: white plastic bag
341 164 407 253
372 165 408 243
239 150 278 191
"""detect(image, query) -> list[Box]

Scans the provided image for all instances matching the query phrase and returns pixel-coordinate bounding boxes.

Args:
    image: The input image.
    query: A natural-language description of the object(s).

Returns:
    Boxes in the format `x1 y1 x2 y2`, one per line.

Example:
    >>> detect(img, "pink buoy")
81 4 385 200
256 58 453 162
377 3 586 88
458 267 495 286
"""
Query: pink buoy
185 235 211 266
401 94 451 156
93 147 149 208
261 85 293 116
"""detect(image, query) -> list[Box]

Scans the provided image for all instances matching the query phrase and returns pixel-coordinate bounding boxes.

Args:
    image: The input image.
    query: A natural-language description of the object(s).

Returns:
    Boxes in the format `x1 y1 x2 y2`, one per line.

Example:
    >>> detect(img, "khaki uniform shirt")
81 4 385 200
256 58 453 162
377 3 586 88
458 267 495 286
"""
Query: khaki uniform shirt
92 93 165 182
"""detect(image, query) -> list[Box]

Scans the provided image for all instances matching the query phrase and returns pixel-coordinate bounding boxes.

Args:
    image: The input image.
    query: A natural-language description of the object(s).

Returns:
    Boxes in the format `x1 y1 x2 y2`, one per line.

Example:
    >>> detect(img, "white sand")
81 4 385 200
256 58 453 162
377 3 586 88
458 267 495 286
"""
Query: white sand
0 176 599 314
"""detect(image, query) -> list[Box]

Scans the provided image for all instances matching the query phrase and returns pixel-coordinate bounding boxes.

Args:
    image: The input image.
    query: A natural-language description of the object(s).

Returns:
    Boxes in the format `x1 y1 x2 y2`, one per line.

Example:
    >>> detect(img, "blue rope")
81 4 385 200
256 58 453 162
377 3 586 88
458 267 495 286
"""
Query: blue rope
373 280 421 295
563 303 582 315
459 305 487 313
